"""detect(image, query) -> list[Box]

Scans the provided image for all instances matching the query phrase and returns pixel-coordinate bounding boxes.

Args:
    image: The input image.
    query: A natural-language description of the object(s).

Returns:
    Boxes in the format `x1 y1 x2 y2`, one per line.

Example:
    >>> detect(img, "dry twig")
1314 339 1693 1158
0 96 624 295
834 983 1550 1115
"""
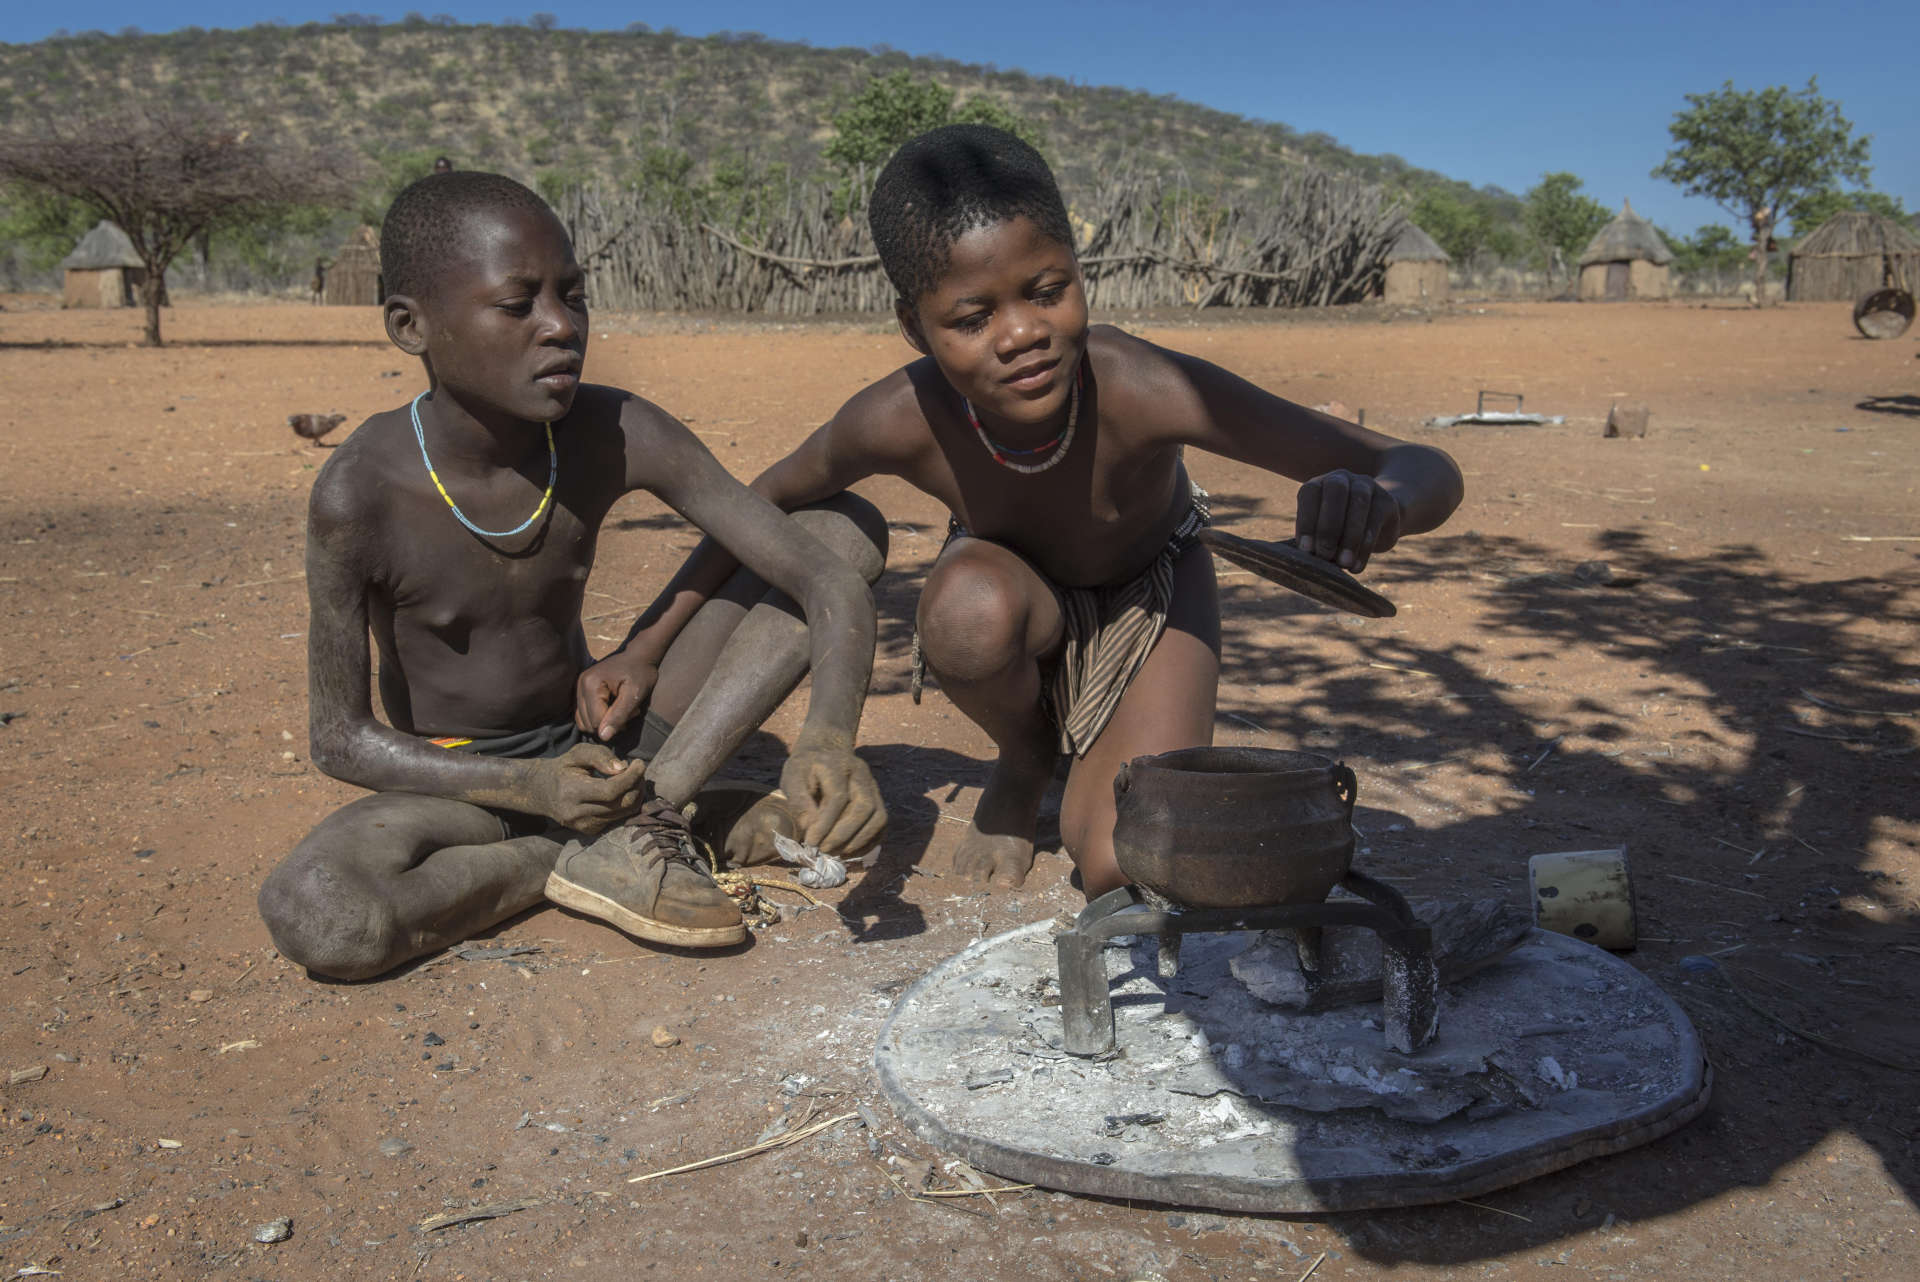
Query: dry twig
1718 969 1917 1073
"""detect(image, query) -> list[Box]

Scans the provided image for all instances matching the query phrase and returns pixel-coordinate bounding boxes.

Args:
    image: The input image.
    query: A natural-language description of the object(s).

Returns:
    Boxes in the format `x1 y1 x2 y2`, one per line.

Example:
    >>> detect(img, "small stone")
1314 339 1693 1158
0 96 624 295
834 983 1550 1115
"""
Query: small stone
1604 401 1649 439
252 1216 292 1244
964 1067 1014 1090
422 1032 445 1047
155 1137 183 1149
650 1025 680 1049
1572 560 1614 586
378 1137 414 1158
280 751 297 762
187 989 213 1003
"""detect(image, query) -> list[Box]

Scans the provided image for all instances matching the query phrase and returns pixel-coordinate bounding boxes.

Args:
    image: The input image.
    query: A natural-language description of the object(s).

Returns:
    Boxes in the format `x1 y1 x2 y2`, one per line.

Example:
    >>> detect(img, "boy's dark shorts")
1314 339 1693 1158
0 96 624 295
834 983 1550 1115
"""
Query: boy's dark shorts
431 708 675 838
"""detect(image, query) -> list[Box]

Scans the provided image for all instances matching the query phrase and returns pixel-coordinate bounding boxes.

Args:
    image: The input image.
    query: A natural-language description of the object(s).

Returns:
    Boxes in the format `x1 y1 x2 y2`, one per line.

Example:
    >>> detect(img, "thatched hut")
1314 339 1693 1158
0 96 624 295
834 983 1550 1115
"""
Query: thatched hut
321 225 383 305
1379 220 1450 304
1578 201 1673 300
61 220 149 308
1786 211 1920 302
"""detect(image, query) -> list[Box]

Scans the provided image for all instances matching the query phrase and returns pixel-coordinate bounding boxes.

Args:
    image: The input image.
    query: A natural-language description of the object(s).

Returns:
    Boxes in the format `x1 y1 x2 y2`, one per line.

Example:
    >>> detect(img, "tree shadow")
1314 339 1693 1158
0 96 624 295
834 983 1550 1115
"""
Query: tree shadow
1154 518 1920 1261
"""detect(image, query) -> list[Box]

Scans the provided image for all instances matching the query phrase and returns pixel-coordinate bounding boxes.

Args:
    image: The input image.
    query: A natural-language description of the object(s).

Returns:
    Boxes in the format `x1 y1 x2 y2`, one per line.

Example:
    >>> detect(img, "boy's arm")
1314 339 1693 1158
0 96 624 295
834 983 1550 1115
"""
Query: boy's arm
304 469 644 833
611 399 882 848
576 391 886 741
1152 340 1464 572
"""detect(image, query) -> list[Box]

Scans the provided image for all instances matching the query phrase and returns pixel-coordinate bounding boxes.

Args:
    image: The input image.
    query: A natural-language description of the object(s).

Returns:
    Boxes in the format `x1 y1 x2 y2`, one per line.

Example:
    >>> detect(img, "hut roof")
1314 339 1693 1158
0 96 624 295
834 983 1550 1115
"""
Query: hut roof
61 220 143 271
1387 220 1449 263
1579 201 1673 267
1791 210 1920 258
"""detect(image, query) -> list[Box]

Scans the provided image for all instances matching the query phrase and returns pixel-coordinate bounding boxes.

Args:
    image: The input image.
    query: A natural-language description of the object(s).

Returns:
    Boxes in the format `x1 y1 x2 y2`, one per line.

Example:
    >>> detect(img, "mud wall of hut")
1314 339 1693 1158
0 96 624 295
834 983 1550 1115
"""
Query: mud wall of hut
1578 261 1669 301
62 266 144 308
1382 260 1448 304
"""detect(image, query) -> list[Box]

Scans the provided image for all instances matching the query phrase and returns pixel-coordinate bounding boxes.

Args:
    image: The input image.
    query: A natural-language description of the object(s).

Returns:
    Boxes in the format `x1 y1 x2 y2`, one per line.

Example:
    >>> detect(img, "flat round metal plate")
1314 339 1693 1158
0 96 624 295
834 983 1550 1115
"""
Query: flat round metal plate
875 925 1709 1213
1200 528 1396 618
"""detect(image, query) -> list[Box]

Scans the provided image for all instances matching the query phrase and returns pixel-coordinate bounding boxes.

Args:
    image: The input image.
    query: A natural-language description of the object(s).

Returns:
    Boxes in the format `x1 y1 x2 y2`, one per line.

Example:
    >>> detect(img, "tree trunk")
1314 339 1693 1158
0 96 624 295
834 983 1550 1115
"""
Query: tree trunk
140 268 165 346
1749 206 1772 309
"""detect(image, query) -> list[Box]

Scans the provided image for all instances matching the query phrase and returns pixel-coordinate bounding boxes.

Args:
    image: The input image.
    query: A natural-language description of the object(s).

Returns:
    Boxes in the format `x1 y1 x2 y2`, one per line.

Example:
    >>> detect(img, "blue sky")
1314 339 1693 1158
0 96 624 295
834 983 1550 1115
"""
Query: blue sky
7 1 1916 236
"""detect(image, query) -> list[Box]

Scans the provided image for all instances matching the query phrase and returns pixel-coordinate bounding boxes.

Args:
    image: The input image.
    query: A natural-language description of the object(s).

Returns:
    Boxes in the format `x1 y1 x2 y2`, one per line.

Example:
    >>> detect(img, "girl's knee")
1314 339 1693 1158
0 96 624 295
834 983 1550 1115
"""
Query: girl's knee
916 556 1036 682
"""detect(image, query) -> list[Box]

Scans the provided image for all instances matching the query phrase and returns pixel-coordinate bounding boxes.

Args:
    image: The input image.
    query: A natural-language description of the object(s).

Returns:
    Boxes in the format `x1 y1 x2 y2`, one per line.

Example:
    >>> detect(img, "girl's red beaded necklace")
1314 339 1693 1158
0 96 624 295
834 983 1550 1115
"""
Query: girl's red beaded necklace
965 362 1083 474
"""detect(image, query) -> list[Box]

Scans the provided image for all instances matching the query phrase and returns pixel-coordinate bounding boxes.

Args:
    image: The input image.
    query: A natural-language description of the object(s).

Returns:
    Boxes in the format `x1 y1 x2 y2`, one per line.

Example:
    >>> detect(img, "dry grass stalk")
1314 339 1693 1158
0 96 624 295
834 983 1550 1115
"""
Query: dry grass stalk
416 1198 541 1233
627 1111 858 1184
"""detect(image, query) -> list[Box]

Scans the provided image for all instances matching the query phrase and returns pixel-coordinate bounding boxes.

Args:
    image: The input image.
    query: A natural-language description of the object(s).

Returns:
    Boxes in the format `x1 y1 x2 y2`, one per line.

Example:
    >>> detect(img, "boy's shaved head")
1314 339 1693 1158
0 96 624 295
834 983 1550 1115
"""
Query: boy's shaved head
869 124 1074 304
380 171 559 301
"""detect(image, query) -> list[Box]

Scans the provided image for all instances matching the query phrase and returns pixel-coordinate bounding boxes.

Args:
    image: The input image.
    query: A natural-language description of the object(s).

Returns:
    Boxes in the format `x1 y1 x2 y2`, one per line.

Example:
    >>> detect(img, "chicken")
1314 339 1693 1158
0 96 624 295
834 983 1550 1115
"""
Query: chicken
287 412 347 447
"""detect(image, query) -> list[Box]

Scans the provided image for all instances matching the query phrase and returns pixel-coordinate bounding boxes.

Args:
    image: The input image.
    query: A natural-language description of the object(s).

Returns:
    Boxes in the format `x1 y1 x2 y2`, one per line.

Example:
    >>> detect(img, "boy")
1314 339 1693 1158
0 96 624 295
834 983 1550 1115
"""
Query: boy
258 171 887 980
591 126 1464 899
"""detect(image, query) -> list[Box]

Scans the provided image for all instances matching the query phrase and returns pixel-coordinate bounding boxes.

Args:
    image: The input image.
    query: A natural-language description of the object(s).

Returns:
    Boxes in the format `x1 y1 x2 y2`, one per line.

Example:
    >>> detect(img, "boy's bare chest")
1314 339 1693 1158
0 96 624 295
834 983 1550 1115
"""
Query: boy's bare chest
384 508 598 633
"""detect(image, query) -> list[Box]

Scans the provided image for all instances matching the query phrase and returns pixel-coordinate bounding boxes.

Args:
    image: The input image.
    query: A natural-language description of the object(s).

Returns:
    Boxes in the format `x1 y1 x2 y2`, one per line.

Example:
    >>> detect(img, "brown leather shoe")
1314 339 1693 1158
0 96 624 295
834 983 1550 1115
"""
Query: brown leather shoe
545 800 745 947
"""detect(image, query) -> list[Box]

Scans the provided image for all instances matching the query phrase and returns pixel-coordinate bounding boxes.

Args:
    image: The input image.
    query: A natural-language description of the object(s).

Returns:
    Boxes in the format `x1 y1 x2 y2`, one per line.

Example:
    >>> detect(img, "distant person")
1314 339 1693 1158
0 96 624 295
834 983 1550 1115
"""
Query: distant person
257 171 887 981
622 125 1463 899
309 256 328 305
432 155 454 174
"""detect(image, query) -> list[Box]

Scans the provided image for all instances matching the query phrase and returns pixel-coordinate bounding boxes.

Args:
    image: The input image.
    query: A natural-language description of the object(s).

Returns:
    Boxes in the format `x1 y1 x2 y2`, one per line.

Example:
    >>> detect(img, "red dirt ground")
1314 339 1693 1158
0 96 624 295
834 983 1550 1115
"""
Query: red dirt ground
1 296 1916 1280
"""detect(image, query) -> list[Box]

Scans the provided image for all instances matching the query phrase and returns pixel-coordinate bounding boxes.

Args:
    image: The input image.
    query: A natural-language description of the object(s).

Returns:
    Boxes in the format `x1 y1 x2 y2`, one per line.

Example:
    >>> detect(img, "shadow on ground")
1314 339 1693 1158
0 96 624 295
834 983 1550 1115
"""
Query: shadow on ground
1856 393 1920 417
1176 520 1919 1263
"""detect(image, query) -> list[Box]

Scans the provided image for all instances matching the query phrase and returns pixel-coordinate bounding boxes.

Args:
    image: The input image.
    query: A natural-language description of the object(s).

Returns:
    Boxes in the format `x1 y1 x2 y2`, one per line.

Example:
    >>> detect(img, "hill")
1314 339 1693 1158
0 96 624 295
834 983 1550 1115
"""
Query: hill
1 20 1515 213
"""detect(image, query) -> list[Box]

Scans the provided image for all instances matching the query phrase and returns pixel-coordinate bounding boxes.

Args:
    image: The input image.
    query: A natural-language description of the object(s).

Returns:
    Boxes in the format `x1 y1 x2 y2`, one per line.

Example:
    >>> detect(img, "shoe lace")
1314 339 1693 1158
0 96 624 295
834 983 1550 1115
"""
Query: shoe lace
627 798 713 874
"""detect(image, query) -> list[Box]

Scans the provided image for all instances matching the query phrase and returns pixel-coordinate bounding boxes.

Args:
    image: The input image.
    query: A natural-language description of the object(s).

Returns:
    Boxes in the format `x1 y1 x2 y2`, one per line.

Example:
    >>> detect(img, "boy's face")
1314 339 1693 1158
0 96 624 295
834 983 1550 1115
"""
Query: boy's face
898 215 1087 430
388 205 588 427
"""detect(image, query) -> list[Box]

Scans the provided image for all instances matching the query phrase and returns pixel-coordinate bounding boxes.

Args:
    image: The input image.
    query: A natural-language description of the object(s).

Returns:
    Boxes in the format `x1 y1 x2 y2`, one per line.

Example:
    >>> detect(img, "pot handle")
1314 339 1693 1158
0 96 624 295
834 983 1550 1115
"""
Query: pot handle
1112 761 1132 801
1331 763 1358 819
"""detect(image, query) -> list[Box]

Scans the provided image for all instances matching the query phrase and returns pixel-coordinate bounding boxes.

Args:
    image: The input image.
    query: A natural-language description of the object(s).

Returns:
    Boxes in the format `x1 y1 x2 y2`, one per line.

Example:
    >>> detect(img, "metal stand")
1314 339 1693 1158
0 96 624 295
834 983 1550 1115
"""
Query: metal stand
1056 873 1439 1056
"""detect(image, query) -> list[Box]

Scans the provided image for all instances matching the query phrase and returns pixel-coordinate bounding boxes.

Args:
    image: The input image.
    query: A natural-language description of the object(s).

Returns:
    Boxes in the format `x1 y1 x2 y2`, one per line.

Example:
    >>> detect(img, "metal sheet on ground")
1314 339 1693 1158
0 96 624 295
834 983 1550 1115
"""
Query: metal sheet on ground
875 924 1709 1213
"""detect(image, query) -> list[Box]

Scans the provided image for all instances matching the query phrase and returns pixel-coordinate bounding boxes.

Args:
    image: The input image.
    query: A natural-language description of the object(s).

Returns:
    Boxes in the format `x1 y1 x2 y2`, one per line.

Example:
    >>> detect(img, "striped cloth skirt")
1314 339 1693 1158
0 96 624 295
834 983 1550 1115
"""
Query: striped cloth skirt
912 489 1210 757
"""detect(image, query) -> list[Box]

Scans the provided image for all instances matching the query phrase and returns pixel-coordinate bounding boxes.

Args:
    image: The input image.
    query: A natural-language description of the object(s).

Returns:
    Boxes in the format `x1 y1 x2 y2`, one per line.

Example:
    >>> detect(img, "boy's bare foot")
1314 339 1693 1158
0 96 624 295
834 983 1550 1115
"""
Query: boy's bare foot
952 747 1055 889
546 800 746 947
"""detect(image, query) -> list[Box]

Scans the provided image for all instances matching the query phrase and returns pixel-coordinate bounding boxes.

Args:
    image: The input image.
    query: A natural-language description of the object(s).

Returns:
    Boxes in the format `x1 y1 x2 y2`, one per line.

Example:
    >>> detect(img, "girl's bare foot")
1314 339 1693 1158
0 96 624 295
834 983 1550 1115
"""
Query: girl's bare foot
953 744 1056 888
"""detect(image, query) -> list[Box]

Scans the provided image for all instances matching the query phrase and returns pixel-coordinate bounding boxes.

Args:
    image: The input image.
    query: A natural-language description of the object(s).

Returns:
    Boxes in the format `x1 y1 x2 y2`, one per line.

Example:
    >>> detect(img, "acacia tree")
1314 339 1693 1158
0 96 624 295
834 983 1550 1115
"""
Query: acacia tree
0 103 361 344
1522 172 1610 287
1652 79 1871 306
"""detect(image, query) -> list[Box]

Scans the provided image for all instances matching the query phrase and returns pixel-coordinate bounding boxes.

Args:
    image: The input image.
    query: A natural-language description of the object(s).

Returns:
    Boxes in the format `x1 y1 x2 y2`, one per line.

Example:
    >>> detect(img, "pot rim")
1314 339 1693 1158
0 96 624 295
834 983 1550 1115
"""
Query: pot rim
1123 746 1342 778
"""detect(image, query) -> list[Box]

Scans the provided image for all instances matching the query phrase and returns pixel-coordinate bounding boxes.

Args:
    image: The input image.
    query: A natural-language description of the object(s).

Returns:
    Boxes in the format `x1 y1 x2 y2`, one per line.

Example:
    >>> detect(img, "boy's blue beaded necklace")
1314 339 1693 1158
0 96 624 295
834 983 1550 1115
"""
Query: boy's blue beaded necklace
409 391 557 540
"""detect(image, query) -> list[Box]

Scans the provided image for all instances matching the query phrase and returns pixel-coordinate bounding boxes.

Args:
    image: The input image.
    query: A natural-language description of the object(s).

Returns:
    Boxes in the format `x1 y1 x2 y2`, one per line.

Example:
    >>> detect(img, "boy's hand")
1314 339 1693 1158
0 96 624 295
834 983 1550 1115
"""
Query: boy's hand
779 728 887 856
530 743 646 834
1295 469 1403 573
575 650 660 742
